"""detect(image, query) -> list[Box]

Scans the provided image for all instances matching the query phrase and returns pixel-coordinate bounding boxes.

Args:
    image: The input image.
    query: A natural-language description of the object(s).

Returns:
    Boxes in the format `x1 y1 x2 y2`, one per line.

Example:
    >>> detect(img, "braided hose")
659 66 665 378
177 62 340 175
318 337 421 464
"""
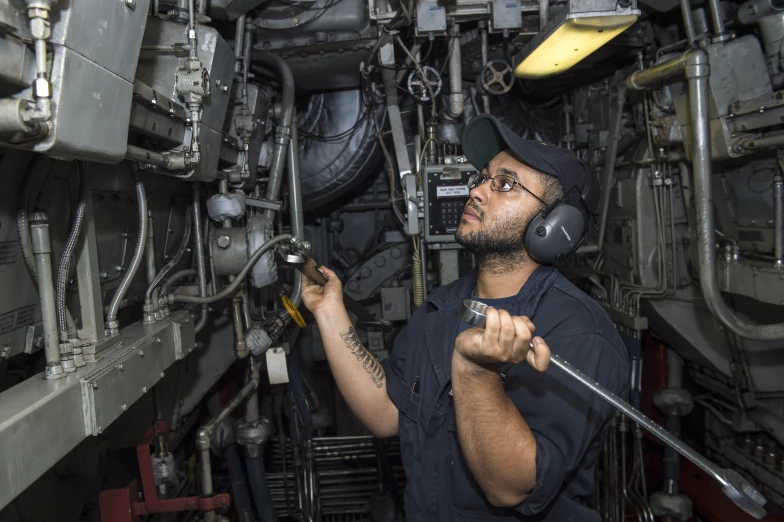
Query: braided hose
18 158 78 336
106 172 148 328
56 169 88 339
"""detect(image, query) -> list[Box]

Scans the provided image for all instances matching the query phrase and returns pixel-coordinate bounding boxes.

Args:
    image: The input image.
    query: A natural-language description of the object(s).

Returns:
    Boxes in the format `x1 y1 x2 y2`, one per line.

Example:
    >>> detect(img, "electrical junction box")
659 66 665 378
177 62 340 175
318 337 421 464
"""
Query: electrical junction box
423 164 478 242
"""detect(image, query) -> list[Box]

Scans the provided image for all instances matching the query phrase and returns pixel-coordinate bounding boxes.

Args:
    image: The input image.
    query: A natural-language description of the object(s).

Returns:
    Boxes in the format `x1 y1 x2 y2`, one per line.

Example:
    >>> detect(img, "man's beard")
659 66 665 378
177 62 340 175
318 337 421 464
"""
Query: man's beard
455 201 539 273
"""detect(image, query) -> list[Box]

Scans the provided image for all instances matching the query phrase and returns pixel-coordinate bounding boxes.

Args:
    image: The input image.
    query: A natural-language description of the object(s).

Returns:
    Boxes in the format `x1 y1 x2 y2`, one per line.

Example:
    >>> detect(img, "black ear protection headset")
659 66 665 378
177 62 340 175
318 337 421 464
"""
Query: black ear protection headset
465 175 593 266
522 185 591 266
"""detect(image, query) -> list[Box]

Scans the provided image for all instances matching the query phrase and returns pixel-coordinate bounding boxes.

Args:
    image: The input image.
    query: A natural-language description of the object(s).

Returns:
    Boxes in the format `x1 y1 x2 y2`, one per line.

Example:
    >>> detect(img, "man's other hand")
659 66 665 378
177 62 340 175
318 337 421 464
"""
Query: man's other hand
455 307 551 372
301 266 345 316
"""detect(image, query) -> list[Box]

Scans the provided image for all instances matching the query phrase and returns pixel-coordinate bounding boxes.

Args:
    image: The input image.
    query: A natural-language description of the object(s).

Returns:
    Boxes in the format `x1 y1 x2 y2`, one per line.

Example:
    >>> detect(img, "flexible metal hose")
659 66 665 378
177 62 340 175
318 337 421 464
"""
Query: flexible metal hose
171 234 293 305
56 168 88 339
145 208 193 303
18 158 78 336
106 172 148 328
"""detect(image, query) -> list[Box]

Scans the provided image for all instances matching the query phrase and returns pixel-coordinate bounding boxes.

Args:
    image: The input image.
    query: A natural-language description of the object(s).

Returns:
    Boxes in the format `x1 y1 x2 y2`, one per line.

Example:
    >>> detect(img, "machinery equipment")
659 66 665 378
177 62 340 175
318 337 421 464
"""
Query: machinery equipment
1 0 784 520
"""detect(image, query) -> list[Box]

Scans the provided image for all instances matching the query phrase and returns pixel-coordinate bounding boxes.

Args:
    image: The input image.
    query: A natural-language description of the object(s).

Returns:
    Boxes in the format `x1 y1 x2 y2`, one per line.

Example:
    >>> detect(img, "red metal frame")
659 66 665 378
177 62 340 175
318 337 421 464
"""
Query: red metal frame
99 421 231 522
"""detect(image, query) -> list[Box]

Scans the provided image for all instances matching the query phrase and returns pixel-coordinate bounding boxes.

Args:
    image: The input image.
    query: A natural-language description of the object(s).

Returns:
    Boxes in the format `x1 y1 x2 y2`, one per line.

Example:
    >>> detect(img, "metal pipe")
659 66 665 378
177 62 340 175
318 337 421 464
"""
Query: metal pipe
680 0 697 45
253 53 295 221
445 25 464 120
192 184 209 333
161 269 197 297
235 15 246 64
773 174 784 268
287 114 305 307
706 0 726 35
56 168 87 340
145 209 192 305
682 52 784 339
232 296 248 358
738 133 784 151
775 175 783 268
171 234 294 304
125 145 186 171
144 215 158 322
30 213 64 380
480 24 490 114
106 174 148 334
539 0 549 29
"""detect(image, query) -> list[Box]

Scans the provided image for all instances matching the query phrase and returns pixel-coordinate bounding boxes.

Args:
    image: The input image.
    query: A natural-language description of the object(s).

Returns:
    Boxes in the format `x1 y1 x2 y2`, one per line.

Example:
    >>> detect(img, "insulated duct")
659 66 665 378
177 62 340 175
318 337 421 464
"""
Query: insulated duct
297 88 387 210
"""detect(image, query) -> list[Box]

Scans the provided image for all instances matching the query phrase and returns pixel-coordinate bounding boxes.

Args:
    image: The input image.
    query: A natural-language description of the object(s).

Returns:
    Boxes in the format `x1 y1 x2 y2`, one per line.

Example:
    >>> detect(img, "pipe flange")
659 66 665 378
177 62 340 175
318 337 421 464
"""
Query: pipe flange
45 364 65 380
61 357 76 373
234 417 273 448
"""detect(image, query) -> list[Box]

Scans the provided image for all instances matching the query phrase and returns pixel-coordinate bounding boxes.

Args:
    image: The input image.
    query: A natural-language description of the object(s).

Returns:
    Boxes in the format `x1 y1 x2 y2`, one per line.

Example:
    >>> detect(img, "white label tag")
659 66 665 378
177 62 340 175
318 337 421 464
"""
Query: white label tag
436 186 469 198
266 347 289 385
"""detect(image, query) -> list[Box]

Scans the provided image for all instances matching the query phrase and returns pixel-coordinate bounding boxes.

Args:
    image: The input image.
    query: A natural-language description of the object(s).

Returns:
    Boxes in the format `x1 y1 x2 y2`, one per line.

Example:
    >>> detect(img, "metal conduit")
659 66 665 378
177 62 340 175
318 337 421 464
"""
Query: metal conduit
627 49 784 340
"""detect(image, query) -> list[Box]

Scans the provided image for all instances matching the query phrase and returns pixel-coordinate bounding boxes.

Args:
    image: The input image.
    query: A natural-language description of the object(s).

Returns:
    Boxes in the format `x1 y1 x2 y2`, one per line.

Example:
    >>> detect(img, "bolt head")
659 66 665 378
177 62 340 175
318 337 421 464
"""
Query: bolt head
122 404 127 411
142 386 147 393
0 345 9 359
124 0 136 9
217 235 231 249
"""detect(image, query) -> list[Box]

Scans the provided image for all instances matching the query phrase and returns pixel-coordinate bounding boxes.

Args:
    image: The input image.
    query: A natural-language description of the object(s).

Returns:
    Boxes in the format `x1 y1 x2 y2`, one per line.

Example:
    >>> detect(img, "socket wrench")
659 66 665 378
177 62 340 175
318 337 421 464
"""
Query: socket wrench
459 299 768 520
277 248 392 328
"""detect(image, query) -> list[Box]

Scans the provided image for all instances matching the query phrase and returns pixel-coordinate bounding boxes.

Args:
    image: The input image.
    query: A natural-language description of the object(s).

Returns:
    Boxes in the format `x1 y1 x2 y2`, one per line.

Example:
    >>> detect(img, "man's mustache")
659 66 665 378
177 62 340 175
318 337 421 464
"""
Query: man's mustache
465 201 484 221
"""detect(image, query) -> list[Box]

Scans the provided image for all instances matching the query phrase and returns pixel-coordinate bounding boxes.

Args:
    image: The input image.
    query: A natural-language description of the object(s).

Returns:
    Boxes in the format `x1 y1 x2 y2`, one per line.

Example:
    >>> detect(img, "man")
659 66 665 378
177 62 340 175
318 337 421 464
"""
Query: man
301 113 629 521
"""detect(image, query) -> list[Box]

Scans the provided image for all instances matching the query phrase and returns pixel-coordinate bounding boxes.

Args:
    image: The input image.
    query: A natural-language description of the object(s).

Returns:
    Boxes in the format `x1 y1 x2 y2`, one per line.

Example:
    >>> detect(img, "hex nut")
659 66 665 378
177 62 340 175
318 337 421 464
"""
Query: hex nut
33 77 51 99
29 17 50 39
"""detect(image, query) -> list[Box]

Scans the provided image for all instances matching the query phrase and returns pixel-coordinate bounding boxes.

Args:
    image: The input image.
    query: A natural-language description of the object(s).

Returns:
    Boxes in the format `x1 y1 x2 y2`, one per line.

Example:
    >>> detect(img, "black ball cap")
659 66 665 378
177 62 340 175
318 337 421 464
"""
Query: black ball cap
461 114 600 216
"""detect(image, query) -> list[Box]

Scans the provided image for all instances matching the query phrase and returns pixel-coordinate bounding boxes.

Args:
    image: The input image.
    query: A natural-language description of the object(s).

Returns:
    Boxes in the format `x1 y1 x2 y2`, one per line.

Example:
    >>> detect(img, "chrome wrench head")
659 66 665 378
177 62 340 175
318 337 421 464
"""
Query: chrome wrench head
459 299 488 328
720 469 767 520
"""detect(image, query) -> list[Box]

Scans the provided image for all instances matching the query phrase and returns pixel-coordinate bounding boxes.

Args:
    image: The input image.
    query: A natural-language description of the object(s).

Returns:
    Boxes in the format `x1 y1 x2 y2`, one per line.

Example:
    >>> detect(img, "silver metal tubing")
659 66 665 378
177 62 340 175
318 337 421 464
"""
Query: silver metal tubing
191 184 209 333
235 15 246 63
628 50 783 338
739 133 784 151
125 145 186 171
480 25 490 114
254 53 295 221
145 215 157 293
18 161 77 336
56 168 87 340
775 175 783 268
287 113 305 307
445 25 464 120
171 234 294 304
687 56 784 339
539 0 549 29
106 174 148 331
706 0 726 35
145 209 192 304
30 213 64 379
161 269 197 297
680 0 696 45
232 296 248 358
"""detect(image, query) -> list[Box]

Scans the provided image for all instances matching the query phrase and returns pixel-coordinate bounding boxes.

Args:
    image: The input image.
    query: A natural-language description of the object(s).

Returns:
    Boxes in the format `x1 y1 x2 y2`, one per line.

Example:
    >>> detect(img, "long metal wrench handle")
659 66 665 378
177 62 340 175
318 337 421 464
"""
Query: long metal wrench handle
460 299 768 519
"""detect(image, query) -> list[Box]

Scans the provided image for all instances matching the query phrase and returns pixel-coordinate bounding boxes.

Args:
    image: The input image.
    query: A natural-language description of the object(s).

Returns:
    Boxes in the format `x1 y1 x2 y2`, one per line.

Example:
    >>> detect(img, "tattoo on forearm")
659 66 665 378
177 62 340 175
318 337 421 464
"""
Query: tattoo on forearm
340 326 385 388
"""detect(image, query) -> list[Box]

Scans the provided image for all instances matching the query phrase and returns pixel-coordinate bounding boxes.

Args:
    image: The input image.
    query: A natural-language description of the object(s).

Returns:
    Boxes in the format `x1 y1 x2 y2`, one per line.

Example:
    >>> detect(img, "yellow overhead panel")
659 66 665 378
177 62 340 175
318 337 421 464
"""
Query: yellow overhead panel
514 13 640 79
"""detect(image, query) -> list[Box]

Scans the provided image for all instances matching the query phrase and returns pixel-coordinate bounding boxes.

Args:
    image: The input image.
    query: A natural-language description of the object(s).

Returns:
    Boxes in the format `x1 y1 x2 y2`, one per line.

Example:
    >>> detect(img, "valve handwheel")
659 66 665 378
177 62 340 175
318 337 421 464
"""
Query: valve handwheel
480 60 514 95
407 65 443 101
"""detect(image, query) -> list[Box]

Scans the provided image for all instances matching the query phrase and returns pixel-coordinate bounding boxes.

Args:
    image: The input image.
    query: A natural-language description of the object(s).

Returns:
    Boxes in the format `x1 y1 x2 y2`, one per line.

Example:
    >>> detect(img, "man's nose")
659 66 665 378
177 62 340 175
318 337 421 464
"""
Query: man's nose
469 181 490 205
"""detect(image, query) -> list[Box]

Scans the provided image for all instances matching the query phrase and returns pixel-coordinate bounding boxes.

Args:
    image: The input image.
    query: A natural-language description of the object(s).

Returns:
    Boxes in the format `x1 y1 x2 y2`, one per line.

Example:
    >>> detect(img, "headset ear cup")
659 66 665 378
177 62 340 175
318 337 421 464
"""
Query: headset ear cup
524 203 586 265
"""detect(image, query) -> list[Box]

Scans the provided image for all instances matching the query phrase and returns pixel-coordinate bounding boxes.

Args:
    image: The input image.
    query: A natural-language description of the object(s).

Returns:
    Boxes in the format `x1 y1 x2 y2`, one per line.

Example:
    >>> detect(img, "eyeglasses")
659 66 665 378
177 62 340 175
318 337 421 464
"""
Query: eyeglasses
467 173 547 206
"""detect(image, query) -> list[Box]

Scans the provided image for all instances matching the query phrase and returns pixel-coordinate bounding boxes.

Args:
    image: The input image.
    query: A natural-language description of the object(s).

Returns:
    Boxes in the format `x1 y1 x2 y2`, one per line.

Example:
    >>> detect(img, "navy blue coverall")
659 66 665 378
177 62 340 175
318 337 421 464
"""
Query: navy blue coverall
381 266 629 521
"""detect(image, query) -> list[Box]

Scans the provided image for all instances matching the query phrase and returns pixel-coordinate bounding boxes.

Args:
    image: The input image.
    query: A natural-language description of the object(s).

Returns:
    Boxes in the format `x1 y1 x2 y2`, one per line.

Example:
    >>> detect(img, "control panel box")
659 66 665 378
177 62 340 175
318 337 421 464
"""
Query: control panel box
423 165 478 242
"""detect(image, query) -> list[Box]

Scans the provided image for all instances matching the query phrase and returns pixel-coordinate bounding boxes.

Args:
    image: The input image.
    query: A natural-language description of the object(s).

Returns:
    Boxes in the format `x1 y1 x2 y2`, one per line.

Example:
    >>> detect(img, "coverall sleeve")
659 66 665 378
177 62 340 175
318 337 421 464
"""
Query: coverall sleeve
508 332 629 516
